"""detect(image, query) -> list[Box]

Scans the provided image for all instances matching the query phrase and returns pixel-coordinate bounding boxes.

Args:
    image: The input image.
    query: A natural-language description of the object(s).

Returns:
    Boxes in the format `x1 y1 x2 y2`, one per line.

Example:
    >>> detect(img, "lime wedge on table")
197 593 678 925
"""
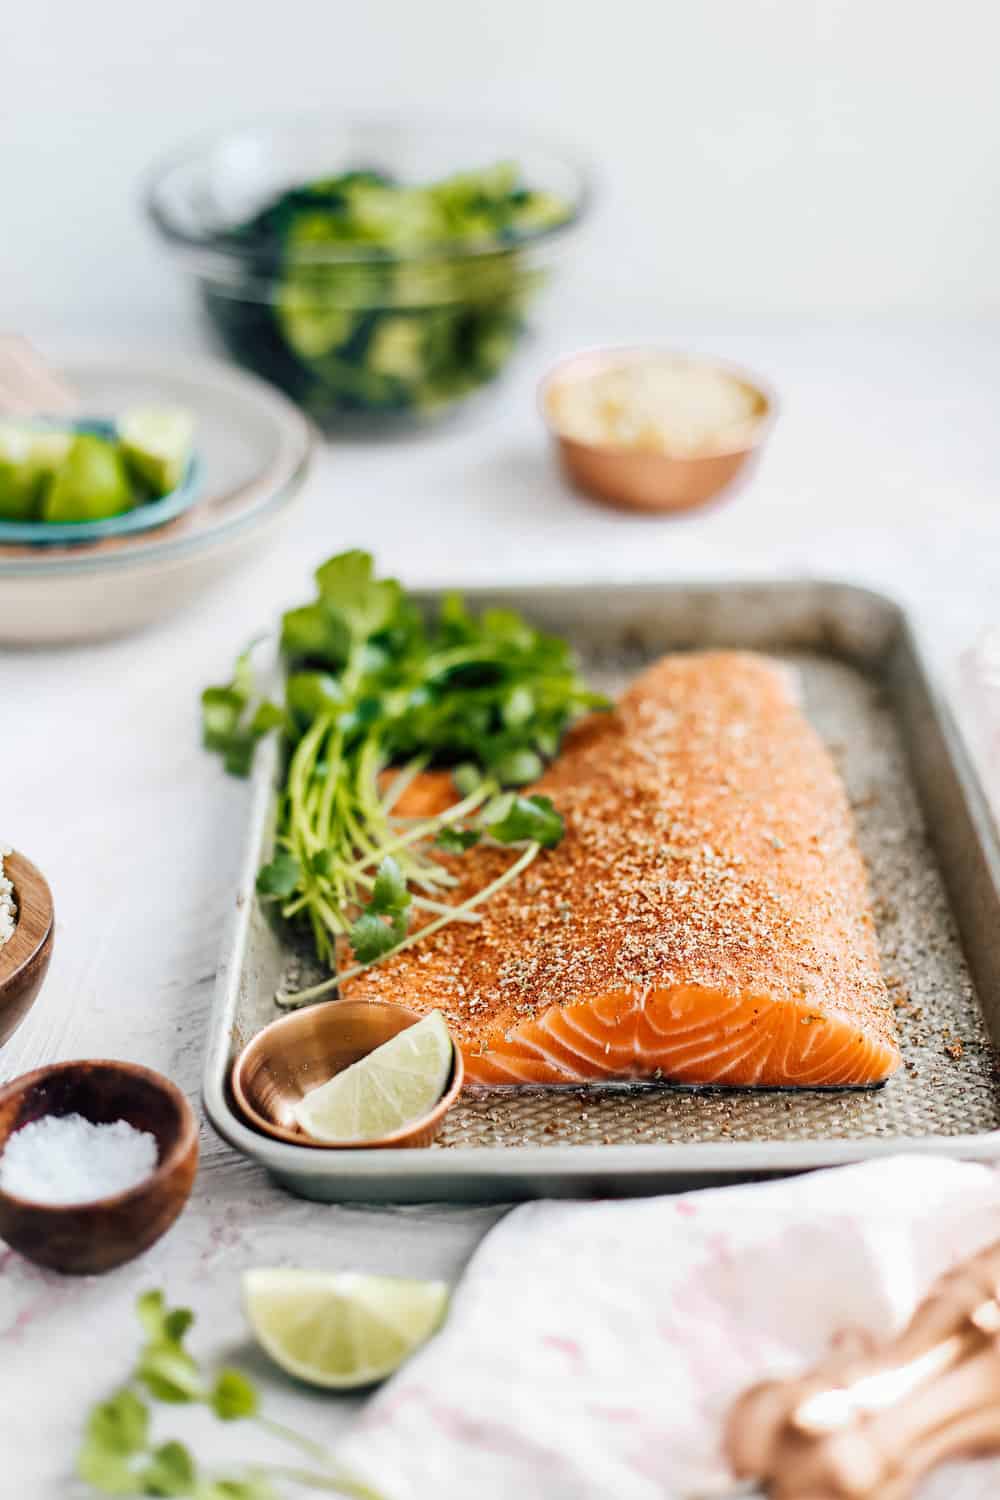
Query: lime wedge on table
244 1269 448 1389
118 406 194 496
293 1010 453 1143
42 434 133 522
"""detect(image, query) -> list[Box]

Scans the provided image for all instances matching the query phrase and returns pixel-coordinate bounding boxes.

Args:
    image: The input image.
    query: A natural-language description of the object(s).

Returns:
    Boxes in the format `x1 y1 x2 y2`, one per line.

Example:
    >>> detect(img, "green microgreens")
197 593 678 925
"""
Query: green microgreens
78 1291 380 1500
203 552 608 1004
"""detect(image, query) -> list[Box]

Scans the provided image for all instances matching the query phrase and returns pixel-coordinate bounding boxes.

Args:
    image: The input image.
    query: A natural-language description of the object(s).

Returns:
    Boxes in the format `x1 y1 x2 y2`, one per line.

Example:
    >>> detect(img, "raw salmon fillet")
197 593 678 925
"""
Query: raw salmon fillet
347 652 900 1087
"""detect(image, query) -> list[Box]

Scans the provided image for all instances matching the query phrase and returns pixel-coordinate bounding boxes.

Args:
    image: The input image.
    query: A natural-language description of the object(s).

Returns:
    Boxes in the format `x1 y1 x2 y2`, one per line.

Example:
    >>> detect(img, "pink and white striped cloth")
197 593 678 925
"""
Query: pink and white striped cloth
339 1158 1000 1500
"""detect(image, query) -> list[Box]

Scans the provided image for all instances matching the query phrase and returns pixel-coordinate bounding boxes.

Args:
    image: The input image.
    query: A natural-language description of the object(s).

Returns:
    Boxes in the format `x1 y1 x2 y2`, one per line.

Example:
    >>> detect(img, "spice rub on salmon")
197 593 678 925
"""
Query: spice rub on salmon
346 651 900 1087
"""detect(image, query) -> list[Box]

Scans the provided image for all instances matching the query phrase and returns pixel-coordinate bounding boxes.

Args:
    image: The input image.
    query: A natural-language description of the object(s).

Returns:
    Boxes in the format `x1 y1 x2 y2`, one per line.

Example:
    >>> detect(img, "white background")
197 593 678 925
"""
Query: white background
5 0 1000 327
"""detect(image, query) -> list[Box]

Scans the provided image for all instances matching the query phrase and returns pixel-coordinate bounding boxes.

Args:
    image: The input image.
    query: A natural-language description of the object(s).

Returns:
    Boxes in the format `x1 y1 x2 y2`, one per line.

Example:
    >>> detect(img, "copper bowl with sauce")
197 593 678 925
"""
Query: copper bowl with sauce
540 347 775 515
231 1000 463 1149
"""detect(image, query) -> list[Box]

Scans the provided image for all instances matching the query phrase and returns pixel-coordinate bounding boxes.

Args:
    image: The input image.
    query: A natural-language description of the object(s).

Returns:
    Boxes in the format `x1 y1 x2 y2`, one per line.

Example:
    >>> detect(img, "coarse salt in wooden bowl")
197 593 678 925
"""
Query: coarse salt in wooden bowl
0 850 54 1047
0 1059 199 1274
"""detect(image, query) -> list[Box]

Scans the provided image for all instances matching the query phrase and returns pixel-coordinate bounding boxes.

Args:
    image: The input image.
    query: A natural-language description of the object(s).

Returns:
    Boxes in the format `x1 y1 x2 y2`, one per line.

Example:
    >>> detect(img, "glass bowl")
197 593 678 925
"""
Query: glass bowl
146 119 591 431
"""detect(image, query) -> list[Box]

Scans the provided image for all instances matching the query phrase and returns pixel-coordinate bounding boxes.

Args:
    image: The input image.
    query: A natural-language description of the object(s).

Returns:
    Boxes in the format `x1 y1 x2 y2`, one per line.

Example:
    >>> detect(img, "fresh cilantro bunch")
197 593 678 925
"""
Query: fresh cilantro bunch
78 1292 375 1499
202 552 605 1007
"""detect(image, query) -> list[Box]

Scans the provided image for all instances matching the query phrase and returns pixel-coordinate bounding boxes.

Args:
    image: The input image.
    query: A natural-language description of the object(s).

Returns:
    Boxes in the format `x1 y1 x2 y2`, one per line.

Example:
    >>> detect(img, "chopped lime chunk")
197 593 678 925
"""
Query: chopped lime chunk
41 434 133 522
293 1010 453 1143
118 406 194 496
0 425 74 521
244 1268 448 1389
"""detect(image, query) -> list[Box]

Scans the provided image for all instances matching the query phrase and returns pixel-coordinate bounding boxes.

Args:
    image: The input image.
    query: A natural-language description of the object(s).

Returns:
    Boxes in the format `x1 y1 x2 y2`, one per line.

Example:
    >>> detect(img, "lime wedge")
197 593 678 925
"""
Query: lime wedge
42 434 133 522
118 406 194 496
244 1268 448 1389
293 1010 453 1143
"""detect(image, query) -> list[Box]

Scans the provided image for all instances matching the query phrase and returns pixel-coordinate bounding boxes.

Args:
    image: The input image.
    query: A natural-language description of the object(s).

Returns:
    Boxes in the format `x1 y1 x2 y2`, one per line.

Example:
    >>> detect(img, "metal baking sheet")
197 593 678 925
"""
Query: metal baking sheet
203 580 1000 1202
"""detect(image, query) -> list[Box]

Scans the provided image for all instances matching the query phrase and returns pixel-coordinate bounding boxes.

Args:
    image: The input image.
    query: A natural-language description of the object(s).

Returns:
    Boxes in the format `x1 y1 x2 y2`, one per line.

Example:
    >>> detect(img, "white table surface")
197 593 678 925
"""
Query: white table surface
3 304 1000 1496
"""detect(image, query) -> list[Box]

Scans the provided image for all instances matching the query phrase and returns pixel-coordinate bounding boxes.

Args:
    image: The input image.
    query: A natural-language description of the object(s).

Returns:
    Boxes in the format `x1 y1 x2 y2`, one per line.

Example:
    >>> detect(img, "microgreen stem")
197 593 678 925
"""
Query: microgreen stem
344 783 494 877
252 1462 384 1499
379 753 429 812
354 869 482 922
254 1414 331 1463
277 841 540 1008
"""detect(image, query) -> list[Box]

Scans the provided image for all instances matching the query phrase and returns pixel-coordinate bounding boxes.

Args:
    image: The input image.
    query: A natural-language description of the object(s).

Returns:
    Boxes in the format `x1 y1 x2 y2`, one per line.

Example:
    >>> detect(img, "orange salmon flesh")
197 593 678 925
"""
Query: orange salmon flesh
349 652 900 1088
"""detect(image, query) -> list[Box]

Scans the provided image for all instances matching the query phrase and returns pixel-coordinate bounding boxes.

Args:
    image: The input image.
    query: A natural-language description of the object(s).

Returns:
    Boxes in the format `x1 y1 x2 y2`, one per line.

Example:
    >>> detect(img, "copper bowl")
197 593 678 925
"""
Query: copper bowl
0 851 54 1047
231 1000 464 1149
0 1059 199 1274
540 347 774 515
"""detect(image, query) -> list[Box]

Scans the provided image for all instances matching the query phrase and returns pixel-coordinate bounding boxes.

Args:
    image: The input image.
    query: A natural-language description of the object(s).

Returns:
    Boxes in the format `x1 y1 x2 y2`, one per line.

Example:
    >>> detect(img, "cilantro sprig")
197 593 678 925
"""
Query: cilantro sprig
202 552 607 1006
78 1292 378 1499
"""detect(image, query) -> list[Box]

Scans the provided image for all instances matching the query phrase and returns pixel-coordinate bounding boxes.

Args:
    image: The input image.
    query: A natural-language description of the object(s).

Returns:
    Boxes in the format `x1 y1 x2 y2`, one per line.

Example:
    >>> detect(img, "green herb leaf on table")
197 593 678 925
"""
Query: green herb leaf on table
210 1370 259 1422
82 1387 150 1459
138 1439 197 1496
137 1343 204 1405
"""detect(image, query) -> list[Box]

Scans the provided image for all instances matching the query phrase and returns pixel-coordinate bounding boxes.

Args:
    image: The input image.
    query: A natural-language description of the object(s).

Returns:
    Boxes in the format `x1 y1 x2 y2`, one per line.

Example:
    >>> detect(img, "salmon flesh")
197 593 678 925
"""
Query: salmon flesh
348 652 900 1088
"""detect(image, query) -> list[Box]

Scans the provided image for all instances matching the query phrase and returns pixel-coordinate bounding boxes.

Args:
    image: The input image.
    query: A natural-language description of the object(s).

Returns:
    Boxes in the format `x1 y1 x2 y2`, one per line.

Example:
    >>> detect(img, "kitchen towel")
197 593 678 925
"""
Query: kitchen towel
338 1156 1000 1500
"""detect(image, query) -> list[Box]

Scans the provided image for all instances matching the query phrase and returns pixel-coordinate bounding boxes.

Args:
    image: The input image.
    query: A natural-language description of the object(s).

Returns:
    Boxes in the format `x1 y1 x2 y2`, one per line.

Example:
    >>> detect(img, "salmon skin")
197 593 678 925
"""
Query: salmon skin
348 652 900 1088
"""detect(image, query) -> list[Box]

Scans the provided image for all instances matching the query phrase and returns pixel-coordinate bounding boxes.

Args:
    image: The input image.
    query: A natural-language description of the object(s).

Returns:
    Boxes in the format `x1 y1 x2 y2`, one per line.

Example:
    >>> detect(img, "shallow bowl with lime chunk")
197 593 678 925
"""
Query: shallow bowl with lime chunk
0 408 199 545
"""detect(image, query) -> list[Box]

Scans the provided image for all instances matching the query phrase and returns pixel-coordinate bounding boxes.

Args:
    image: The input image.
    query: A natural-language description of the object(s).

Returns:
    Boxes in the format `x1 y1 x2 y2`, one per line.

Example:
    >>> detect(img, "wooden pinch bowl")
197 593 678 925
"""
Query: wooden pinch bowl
232 999 464 1149
0 1060 199 1274
540 347 774 515
0 851 54 1047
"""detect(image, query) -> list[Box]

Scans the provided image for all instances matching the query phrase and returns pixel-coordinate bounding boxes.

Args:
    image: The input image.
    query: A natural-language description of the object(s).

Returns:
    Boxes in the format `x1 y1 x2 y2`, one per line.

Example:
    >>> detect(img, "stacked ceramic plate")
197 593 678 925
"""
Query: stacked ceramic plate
0 349 312 644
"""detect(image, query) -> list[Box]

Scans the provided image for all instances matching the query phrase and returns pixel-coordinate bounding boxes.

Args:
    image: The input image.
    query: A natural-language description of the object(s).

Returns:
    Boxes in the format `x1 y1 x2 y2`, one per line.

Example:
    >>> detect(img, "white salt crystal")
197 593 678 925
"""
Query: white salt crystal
0 1112 158 1205
0 846 16 950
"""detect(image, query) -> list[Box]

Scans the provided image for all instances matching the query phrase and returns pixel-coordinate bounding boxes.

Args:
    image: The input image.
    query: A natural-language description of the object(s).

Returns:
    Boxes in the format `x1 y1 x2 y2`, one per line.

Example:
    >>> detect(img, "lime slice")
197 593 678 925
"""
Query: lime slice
244 1268 448 1389
118 406 194 496
293 1010 453 1143
42 434 133 522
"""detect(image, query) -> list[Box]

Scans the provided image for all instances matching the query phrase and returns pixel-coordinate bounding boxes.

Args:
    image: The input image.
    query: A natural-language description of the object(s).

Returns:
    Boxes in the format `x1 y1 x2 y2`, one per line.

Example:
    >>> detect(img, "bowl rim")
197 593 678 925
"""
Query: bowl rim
144 113 594 270
0 850 54 989
231 999 465 1149
538 344 778 461
0 1058 199 1215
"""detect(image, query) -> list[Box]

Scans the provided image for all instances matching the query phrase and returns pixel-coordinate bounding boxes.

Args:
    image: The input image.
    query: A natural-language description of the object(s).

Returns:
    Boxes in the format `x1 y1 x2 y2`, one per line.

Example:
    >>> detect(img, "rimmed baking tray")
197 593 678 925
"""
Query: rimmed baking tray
203 580 1000 1202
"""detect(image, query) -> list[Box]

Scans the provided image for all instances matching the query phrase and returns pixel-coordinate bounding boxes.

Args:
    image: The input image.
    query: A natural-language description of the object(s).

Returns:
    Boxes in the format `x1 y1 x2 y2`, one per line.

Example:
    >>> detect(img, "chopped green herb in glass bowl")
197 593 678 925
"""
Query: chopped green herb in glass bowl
147 121 591 430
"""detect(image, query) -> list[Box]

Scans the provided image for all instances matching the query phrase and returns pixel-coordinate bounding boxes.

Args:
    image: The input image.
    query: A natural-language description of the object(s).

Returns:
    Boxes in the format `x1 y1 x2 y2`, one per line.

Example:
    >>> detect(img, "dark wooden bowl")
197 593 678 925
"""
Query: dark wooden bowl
231 1000 463 1149
0 1060 199 1273
0 851 54 1046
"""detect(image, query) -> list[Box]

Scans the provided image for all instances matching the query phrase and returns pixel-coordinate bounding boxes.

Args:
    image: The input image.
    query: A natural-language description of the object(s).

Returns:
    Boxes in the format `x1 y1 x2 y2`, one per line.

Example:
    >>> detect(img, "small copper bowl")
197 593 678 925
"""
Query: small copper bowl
0 1059 199 1274
231 1000 464 1149
0 851 55 1047
540 347 774 515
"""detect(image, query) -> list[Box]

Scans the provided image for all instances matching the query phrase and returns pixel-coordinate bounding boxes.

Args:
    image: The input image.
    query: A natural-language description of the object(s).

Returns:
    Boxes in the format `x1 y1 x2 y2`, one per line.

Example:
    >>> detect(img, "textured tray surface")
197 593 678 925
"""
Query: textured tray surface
260 649 999 1151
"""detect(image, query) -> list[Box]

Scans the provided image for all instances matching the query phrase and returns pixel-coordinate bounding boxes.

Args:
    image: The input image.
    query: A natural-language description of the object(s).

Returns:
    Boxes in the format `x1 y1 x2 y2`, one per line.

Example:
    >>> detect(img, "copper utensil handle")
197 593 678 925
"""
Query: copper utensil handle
725 1238 1000 1499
